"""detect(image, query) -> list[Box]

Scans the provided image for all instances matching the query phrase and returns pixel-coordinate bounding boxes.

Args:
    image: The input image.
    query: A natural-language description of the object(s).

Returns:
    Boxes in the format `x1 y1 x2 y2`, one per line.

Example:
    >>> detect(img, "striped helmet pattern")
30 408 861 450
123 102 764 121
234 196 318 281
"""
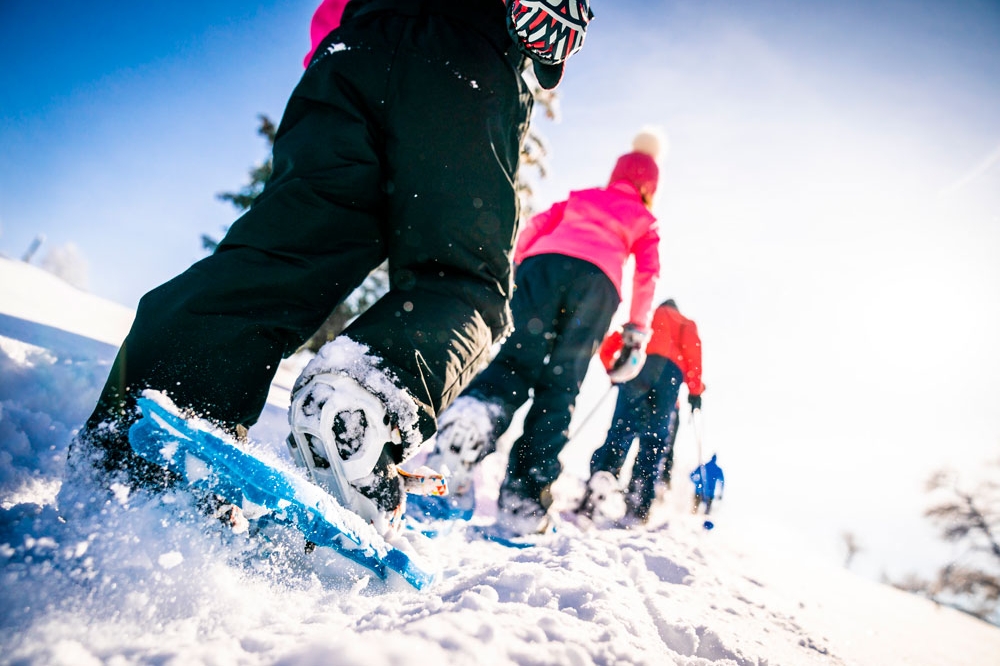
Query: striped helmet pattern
507 0 593 64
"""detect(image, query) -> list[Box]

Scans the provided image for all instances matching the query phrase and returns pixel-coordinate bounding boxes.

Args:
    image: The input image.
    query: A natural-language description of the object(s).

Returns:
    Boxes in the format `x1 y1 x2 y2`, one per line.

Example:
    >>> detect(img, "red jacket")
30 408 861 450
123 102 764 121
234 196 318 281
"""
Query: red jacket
600 303 704 396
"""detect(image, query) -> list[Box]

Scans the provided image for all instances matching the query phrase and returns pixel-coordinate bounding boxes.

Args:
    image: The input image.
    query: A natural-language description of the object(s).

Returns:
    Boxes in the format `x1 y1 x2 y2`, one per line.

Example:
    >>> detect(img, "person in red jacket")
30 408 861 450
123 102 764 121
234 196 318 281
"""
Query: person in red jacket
581 298 705 525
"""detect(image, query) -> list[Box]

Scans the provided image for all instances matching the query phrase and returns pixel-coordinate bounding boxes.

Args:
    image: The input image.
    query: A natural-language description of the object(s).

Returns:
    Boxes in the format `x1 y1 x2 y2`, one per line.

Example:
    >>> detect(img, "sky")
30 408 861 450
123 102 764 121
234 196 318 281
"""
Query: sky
2 0 1000 581
2 255 1000 664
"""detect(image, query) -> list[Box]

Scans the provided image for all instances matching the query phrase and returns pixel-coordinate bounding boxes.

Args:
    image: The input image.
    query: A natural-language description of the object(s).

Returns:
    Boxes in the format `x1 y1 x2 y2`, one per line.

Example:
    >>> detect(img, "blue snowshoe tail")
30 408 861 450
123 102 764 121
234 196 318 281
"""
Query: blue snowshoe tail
127 394 434 590
403 492 475 538
467 524 537 549
406 490 476 523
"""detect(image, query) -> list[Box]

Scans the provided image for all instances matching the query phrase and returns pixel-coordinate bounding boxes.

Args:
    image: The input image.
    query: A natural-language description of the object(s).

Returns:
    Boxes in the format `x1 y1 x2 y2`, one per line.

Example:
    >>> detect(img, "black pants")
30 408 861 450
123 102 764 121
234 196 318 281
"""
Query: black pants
465 254 620 504
84 0 532 458
590 356 683 518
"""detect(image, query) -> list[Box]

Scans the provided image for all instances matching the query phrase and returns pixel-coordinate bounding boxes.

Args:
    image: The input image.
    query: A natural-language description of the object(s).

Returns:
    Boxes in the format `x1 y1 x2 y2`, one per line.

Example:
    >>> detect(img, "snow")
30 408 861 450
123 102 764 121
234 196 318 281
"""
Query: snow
0 255 133 348
3 254 1000 665
297 337 424 458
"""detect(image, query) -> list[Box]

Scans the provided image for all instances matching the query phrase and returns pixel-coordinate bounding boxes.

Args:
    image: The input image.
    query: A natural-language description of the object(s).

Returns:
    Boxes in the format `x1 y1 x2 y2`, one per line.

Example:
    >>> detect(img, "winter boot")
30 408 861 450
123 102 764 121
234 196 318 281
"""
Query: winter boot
59 414 185 520
624 474 657 524
424 395 503 496
496 477 552 536
621 495 651 528
576 471 626 526
288 371 405 536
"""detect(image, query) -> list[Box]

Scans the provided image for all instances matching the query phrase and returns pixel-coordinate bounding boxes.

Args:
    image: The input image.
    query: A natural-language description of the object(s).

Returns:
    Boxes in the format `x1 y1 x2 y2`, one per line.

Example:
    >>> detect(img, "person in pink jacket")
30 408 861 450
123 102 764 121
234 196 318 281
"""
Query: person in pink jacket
418 131 663 535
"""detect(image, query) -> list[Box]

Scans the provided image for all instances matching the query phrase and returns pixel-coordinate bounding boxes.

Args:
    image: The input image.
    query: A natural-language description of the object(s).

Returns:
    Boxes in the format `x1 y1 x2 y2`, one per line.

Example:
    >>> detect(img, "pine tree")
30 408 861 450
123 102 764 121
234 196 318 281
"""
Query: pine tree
202 115 276 253
922 463 1000 622
891 460 1000 625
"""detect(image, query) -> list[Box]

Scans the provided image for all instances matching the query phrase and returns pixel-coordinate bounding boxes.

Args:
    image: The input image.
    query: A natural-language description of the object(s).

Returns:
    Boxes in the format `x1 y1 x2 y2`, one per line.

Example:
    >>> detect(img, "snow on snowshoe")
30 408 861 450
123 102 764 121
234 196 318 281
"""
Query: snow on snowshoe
128 391 436 590
287 371 406 536
423 396 502 494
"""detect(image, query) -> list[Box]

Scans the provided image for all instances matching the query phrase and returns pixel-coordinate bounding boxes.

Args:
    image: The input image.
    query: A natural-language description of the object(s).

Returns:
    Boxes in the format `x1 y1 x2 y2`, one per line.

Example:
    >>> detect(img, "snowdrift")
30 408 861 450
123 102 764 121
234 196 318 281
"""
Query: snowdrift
2 255 999 665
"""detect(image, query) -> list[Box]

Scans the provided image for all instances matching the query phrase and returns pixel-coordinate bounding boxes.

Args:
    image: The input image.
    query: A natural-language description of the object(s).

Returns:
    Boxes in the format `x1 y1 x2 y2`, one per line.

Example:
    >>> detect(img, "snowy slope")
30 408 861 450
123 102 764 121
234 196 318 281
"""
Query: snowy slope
0 254 134 349
2 255 1000 665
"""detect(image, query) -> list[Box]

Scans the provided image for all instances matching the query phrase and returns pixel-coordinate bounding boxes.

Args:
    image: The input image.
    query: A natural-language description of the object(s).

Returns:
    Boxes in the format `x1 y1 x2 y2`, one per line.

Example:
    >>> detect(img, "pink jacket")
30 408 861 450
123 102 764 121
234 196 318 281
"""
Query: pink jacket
514 181 661 330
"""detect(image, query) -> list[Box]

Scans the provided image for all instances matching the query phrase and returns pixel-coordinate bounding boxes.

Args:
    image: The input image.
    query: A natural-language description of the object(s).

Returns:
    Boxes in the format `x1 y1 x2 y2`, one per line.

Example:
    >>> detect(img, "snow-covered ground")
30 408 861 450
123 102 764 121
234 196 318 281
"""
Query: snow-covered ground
2 255 999 665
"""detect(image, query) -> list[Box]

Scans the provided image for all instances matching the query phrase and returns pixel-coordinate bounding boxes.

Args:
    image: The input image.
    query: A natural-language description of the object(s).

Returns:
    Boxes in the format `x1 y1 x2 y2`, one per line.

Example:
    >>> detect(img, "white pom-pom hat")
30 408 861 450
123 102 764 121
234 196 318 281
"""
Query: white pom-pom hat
609 128 666 205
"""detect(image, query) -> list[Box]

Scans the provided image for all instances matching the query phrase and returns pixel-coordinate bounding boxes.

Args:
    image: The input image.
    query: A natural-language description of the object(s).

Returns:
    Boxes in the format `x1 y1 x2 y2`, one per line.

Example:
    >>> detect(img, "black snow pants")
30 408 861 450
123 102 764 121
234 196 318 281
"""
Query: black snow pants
590 355 683 518
464 254 620 506
83 0 533 466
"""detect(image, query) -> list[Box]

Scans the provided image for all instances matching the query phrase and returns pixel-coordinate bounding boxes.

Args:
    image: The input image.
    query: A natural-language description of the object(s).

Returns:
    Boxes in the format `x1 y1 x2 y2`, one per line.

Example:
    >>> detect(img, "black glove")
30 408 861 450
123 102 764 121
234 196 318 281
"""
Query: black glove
688 394 702 411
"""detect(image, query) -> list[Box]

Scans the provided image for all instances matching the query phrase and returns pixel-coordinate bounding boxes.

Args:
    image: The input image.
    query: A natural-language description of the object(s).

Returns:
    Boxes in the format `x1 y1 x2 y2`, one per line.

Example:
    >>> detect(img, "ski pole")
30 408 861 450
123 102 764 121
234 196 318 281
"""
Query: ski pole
565 383 617 445
690 407 717 527
691 407 704 468
691 407 708 501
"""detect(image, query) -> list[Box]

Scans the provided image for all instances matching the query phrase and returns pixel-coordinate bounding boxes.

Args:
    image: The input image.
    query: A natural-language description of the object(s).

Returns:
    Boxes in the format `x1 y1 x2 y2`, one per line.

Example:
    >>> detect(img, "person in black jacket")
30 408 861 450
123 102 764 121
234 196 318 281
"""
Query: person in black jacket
63 0 592 537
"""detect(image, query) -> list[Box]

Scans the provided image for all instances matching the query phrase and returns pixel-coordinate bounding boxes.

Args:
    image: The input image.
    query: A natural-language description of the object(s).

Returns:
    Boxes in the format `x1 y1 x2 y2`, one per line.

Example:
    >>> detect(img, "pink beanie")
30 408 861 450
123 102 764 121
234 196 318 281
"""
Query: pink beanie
608 130 663 202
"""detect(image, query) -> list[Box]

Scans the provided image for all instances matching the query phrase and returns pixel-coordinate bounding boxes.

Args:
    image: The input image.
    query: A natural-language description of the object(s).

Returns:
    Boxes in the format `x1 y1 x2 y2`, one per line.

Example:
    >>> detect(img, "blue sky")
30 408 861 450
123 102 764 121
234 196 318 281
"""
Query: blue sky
2 1 1000 580
1 0 317 298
